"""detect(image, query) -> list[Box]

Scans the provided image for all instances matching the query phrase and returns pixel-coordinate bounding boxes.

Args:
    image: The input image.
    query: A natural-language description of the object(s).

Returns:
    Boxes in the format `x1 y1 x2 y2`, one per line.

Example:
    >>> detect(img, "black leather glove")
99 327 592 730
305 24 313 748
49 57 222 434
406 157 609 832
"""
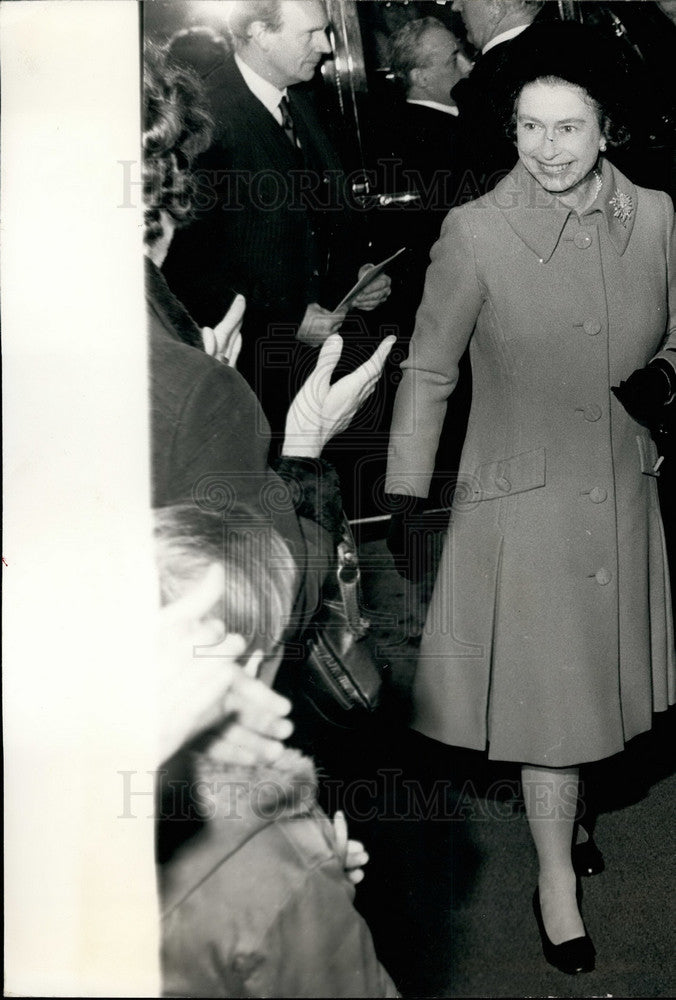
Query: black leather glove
385 495 435 583
611 356 676 427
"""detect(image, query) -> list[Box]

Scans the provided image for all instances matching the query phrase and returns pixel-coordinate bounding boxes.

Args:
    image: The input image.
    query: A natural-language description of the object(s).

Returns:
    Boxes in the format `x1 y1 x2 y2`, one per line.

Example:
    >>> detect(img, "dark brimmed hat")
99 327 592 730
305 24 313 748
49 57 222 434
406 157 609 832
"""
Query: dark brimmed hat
501 20 633 146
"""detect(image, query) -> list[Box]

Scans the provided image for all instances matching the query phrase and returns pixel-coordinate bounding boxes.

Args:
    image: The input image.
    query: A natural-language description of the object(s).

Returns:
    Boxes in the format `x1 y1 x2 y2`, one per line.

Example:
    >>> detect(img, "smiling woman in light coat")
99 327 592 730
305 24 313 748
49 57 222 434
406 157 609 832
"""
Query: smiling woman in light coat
385 22 675 977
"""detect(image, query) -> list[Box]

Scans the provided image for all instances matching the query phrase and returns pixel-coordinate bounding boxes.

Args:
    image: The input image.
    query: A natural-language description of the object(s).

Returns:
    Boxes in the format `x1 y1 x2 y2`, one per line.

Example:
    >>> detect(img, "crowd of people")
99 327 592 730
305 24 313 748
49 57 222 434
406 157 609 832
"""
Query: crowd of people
146 1 675 995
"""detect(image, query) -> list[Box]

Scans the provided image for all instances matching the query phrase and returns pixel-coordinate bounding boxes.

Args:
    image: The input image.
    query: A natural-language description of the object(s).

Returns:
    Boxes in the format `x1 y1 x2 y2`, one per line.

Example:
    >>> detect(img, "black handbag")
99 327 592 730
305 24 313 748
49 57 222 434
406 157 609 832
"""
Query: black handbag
303 517 386 728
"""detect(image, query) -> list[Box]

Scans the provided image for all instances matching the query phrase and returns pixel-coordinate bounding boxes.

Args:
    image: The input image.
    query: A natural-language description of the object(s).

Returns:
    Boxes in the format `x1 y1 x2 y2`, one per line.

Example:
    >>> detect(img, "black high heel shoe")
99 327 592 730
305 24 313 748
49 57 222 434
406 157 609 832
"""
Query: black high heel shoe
532 888 596 974
572 836 605 877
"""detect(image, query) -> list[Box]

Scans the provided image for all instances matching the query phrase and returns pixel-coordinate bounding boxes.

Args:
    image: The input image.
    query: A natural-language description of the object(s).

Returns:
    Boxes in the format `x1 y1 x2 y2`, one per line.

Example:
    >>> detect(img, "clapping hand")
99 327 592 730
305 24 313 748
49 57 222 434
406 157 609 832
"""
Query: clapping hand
202 293 246 367
158 564 293 765
333 809 369 886
282 333 396 458
204 649 294 767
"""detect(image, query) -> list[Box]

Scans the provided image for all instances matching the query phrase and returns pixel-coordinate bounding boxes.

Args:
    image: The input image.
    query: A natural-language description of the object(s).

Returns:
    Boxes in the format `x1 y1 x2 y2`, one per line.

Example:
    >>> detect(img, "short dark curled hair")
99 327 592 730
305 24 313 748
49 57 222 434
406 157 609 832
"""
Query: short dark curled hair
143 44 214 246
502 21 632 149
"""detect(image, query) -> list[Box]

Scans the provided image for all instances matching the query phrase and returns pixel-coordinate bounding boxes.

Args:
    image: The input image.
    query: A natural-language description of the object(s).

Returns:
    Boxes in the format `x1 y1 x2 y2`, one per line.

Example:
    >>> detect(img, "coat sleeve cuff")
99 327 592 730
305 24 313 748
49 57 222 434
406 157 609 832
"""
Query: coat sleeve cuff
273 457 344 542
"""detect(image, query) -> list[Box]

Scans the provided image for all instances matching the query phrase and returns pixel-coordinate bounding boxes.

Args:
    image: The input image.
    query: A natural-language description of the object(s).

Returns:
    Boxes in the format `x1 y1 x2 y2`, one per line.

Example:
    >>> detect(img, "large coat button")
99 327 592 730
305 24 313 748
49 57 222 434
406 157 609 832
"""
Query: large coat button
495 476 512 492
578 404 602 422
589 487 608 503
574 230 593 249
595 568 612 585
583 319 601 336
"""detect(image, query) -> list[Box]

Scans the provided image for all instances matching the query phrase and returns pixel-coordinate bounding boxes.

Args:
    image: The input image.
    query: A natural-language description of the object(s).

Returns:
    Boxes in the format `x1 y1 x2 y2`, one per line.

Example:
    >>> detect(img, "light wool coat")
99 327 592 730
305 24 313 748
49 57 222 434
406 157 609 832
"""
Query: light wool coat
387 158 676 766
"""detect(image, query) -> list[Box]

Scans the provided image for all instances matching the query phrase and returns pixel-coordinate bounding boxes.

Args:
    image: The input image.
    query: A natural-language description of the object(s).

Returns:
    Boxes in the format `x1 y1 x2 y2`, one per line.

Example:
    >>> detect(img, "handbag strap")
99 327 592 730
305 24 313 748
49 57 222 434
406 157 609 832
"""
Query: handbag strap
334 517 369 638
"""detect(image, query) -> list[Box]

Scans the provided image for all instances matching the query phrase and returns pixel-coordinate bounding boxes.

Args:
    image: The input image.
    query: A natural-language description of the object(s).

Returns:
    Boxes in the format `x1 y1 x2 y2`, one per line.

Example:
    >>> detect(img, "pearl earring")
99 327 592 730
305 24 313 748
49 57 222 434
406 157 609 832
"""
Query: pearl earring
600 140 607 152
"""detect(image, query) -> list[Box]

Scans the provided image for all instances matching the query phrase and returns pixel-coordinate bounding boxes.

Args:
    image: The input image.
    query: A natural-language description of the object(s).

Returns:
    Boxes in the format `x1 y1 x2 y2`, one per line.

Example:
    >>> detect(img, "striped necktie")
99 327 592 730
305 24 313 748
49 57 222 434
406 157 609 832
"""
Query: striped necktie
279 95 299 148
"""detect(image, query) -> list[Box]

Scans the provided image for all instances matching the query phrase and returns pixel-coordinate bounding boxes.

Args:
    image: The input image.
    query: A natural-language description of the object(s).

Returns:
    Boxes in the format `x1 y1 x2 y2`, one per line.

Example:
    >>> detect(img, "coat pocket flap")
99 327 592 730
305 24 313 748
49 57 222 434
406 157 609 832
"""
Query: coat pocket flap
636 434 661 477
475 447 546 501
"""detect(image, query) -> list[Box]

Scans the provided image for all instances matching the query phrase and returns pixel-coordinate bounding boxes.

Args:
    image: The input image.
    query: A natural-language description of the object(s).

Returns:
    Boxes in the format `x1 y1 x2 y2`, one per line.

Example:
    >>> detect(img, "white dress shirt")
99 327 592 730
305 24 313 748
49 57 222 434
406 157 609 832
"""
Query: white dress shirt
407 99 459 116
482 24 530 55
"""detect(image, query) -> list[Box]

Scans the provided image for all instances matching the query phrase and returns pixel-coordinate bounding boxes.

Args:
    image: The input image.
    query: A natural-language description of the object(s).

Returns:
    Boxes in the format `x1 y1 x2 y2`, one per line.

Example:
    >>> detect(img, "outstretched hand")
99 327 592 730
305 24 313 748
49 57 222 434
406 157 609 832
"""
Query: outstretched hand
282 333 396 458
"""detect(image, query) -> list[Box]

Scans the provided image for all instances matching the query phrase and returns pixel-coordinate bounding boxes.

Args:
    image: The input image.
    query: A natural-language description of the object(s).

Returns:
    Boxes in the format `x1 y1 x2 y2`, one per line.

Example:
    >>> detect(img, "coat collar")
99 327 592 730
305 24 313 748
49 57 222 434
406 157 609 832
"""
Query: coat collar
489 158 637 262
145 256 204 350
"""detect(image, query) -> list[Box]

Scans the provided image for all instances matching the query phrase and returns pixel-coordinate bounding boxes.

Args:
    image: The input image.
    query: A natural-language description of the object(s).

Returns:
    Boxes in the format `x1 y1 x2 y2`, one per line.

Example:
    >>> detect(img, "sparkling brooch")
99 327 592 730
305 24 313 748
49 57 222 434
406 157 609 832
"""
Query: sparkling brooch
609 188 634 226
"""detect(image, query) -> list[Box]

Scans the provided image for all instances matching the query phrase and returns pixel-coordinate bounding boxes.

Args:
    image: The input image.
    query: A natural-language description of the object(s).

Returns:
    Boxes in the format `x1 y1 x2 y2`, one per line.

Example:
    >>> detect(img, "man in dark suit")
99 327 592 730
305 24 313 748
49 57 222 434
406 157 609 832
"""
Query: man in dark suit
163 0 391 437
450 0 544 197
380 18 470 267
369 17 473 516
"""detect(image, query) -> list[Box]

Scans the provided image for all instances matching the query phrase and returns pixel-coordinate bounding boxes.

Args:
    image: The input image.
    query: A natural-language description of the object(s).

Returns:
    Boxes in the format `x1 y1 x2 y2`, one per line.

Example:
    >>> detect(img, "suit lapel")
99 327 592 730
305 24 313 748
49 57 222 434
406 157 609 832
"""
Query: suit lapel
210 58 304 168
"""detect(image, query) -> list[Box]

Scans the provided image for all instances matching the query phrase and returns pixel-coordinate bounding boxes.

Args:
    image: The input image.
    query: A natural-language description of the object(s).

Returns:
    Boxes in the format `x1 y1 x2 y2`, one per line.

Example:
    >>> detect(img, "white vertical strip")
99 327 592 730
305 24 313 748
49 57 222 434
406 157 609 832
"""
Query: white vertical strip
2 2 159 995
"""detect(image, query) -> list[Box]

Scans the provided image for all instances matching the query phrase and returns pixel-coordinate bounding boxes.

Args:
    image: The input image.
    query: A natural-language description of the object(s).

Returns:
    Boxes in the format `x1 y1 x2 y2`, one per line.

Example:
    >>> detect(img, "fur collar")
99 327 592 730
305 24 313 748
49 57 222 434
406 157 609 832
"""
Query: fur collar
160 748 322 917
194 746 319 818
